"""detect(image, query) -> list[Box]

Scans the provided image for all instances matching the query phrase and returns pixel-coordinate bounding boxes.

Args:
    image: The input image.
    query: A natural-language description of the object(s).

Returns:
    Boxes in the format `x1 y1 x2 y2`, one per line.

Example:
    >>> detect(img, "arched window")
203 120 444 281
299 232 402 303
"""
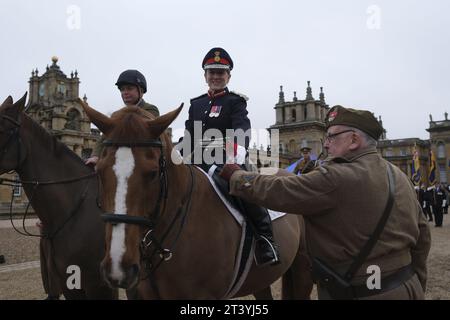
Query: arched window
437 143 446 159
65 108 81 131
303 106 307 119
291 109 296 122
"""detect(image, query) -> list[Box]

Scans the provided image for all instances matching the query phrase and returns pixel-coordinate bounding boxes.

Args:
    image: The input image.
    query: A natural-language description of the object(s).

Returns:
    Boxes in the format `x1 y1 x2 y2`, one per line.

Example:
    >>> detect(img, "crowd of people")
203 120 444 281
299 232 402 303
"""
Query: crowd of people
417 183 448 227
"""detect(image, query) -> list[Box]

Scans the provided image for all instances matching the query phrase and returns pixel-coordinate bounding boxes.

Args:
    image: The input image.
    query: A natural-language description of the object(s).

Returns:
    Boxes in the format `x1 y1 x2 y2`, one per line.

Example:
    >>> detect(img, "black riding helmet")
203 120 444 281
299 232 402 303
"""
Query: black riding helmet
115 69 147 93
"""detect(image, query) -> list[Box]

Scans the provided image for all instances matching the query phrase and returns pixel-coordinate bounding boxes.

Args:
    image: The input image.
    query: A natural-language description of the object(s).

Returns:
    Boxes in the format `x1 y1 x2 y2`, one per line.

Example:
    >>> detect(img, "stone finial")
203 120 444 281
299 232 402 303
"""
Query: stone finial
319 86 325 103
293 91 298 101
35 68 39 76
306 81 314 100
445 112 448 121
429 114 433 122
74 70 78 78
71 71 74 78
278 85 285 104
31 70 35 77
51 56 58 64
83 94 88 102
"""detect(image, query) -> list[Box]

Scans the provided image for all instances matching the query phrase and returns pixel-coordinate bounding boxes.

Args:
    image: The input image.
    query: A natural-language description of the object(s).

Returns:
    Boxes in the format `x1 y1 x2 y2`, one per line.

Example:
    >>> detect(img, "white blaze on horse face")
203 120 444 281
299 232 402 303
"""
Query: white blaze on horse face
110 147 135 281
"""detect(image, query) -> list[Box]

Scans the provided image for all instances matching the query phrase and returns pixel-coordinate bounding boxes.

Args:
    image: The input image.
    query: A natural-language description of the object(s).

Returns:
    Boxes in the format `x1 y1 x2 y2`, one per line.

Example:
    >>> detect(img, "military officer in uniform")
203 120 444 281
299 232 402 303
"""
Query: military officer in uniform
220 105 431 299
85 69 160 165
293 146 315 175
182 47 280 266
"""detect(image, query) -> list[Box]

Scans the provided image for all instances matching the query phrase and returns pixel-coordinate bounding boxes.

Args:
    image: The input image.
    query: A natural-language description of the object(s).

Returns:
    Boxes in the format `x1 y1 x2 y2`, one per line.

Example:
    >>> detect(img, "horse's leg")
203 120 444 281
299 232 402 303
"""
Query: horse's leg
282 216 314 300
253 286 273 300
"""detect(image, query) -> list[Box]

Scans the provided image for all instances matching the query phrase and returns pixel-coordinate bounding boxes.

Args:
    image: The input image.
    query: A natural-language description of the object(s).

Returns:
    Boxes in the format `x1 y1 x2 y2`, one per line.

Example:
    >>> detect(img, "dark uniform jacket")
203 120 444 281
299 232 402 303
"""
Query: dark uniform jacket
184 88 251 152
230 147 431 299
91 99 159 157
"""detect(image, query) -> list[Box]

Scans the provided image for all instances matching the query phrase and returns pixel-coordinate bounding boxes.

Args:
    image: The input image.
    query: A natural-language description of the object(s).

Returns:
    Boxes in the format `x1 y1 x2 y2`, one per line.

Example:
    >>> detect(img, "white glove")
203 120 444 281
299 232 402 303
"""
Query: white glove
423 201 426 209
443 200 447 208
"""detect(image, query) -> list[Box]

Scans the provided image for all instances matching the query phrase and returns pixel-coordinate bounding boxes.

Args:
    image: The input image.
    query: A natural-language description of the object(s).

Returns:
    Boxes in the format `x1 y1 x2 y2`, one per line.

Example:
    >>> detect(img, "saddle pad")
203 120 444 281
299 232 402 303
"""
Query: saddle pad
195 165 286 224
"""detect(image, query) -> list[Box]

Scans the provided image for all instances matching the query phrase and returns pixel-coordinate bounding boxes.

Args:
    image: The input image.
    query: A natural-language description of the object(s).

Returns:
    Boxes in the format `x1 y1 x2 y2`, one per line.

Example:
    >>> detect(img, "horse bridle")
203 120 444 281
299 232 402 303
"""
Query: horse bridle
100 138 194 273
0 113 97 239
100 138 168 228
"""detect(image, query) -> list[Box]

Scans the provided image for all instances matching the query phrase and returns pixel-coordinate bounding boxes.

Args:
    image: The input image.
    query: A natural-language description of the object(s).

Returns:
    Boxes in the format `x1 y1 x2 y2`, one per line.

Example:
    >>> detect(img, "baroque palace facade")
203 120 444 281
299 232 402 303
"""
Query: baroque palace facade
0 57 100 215
256 81 450 186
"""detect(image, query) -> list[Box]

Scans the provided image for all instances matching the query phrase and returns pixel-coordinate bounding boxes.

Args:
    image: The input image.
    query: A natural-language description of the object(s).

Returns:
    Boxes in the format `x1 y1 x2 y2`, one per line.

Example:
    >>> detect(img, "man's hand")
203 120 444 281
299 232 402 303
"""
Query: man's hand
219 164 242 181
85 156 99 166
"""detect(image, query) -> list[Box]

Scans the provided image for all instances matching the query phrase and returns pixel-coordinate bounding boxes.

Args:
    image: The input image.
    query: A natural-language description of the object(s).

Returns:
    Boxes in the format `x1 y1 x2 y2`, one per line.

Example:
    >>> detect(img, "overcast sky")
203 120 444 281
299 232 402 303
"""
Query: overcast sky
1 0 449 145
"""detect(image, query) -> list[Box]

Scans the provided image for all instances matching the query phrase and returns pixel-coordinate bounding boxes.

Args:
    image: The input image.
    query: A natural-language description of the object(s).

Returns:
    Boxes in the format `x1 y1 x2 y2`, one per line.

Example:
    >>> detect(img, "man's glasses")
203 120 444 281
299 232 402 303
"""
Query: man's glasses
325 129 355 143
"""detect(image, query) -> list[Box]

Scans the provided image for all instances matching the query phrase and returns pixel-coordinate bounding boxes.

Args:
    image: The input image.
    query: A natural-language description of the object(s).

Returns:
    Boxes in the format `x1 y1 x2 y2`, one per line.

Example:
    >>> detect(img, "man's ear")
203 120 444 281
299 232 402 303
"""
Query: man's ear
349 132 361 150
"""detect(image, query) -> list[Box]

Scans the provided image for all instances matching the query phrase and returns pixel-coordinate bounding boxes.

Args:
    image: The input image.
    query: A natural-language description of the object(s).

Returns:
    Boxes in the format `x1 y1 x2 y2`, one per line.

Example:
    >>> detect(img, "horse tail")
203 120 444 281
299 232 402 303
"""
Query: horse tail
281 215 314 300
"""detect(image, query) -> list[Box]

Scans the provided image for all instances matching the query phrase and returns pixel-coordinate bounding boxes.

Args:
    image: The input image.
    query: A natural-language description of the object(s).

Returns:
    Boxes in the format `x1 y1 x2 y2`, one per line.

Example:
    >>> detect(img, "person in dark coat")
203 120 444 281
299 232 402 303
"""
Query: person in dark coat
432 184 446 227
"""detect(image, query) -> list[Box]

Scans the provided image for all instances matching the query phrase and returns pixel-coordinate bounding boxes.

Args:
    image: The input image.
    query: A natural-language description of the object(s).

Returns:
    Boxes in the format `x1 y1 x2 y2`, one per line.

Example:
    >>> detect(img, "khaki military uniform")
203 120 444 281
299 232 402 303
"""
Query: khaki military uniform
230 146 431 299
293 158 315 175
91 99 159 157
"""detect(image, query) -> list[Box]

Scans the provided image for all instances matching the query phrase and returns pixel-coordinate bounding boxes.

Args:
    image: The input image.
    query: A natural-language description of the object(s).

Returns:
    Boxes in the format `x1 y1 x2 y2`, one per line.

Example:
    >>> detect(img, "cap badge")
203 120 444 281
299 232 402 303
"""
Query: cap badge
328 111 338 122
214 51 221 62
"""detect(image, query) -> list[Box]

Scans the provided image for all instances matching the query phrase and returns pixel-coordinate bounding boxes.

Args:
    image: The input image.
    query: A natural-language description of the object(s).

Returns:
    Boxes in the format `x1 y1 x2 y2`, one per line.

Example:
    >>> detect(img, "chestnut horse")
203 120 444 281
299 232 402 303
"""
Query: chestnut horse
0 94 116 299
81 101 313 299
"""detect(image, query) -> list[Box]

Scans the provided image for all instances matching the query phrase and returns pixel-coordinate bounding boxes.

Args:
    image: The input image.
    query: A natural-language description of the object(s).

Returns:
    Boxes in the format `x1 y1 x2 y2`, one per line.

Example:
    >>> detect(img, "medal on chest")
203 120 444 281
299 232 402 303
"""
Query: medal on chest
209 105 222 118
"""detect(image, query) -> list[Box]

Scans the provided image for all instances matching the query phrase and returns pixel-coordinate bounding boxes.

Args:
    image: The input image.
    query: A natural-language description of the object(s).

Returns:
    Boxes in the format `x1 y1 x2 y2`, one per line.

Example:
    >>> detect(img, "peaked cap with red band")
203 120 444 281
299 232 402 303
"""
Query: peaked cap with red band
202 47 233 70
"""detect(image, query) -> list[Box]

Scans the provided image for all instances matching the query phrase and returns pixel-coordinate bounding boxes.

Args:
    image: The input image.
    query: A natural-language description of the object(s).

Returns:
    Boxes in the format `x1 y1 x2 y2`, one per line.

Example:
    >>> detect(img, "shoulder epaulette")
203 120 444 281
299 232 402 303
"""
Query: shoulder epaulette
230 91 249 101
190 93 208 102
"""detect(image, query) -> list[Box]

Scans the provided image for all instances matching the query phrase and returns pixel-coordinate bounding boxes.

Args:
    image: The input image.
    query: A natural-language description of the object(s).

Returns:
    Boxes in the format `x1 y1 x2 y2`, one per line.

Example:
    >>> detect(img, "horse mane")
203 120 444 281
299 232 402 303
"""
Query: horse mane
21 112 89 167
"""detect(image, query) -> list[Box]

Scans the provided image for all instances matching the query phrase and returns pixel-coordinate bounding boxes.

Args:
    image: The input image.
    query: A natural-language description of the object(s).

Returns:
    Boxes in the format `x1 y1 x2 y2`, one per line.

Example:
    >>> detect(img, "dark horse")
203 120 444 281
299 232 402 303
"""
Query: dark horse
81 101 313 299
0 94 116 299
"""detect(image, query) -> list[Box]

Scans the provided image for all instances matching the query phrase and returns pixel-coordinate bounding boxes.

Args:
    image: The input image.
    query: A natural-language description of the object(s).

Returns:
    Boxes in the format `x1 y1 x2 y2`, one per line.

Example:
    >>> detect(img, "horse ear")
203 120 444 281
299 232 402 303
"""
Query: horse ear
78 98 114 135
147 103 184 137
0 96 14 111
12 92 27 111
2 96 13 105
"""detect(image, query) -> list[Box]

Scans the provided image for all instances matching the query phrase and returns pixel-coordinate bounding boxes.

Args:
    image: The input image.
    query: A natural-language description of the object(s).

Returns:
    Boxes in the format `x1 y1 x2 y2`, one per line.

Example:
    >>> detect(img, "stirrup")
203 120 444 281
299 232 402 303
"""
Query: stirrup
254 236 280 267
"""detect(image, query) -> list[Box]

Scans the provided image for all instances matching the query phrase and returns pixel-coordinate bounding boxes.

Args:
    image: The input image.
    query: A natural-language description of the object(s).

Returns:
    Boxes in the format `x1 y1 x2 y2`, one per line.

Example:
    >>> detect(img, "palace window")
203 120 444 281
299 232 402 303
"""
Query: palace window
385 148 393 157
439 163 447 183
437 143 446 159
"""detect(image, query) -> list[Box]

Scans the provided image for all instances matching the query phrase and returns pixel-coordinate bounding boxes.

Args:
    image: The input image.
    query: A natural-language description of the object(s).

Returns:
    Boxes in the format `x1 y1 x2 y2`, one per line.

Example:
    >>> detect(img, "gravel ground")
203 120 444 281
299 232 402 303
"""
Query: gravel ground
0 219 448 300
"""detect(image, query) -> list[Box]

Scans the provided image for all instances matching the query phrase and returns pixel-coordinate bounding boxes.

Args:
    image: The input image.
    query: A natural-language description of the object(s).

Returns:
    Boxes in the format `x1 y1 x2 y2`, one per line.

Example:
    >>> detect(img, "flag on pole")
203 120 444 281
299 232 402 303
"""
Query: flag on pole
411 144 421 186
428 150 437 186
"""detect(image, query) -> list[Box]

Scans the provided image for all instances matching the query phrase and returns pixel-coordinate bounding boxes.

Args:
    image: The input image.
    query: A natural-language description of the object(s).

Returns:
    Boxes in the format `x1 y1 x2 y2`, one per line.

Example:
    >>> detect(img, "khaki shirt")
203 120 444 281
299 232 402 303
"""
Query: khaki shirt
230 147 431 289
91 99 159 157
